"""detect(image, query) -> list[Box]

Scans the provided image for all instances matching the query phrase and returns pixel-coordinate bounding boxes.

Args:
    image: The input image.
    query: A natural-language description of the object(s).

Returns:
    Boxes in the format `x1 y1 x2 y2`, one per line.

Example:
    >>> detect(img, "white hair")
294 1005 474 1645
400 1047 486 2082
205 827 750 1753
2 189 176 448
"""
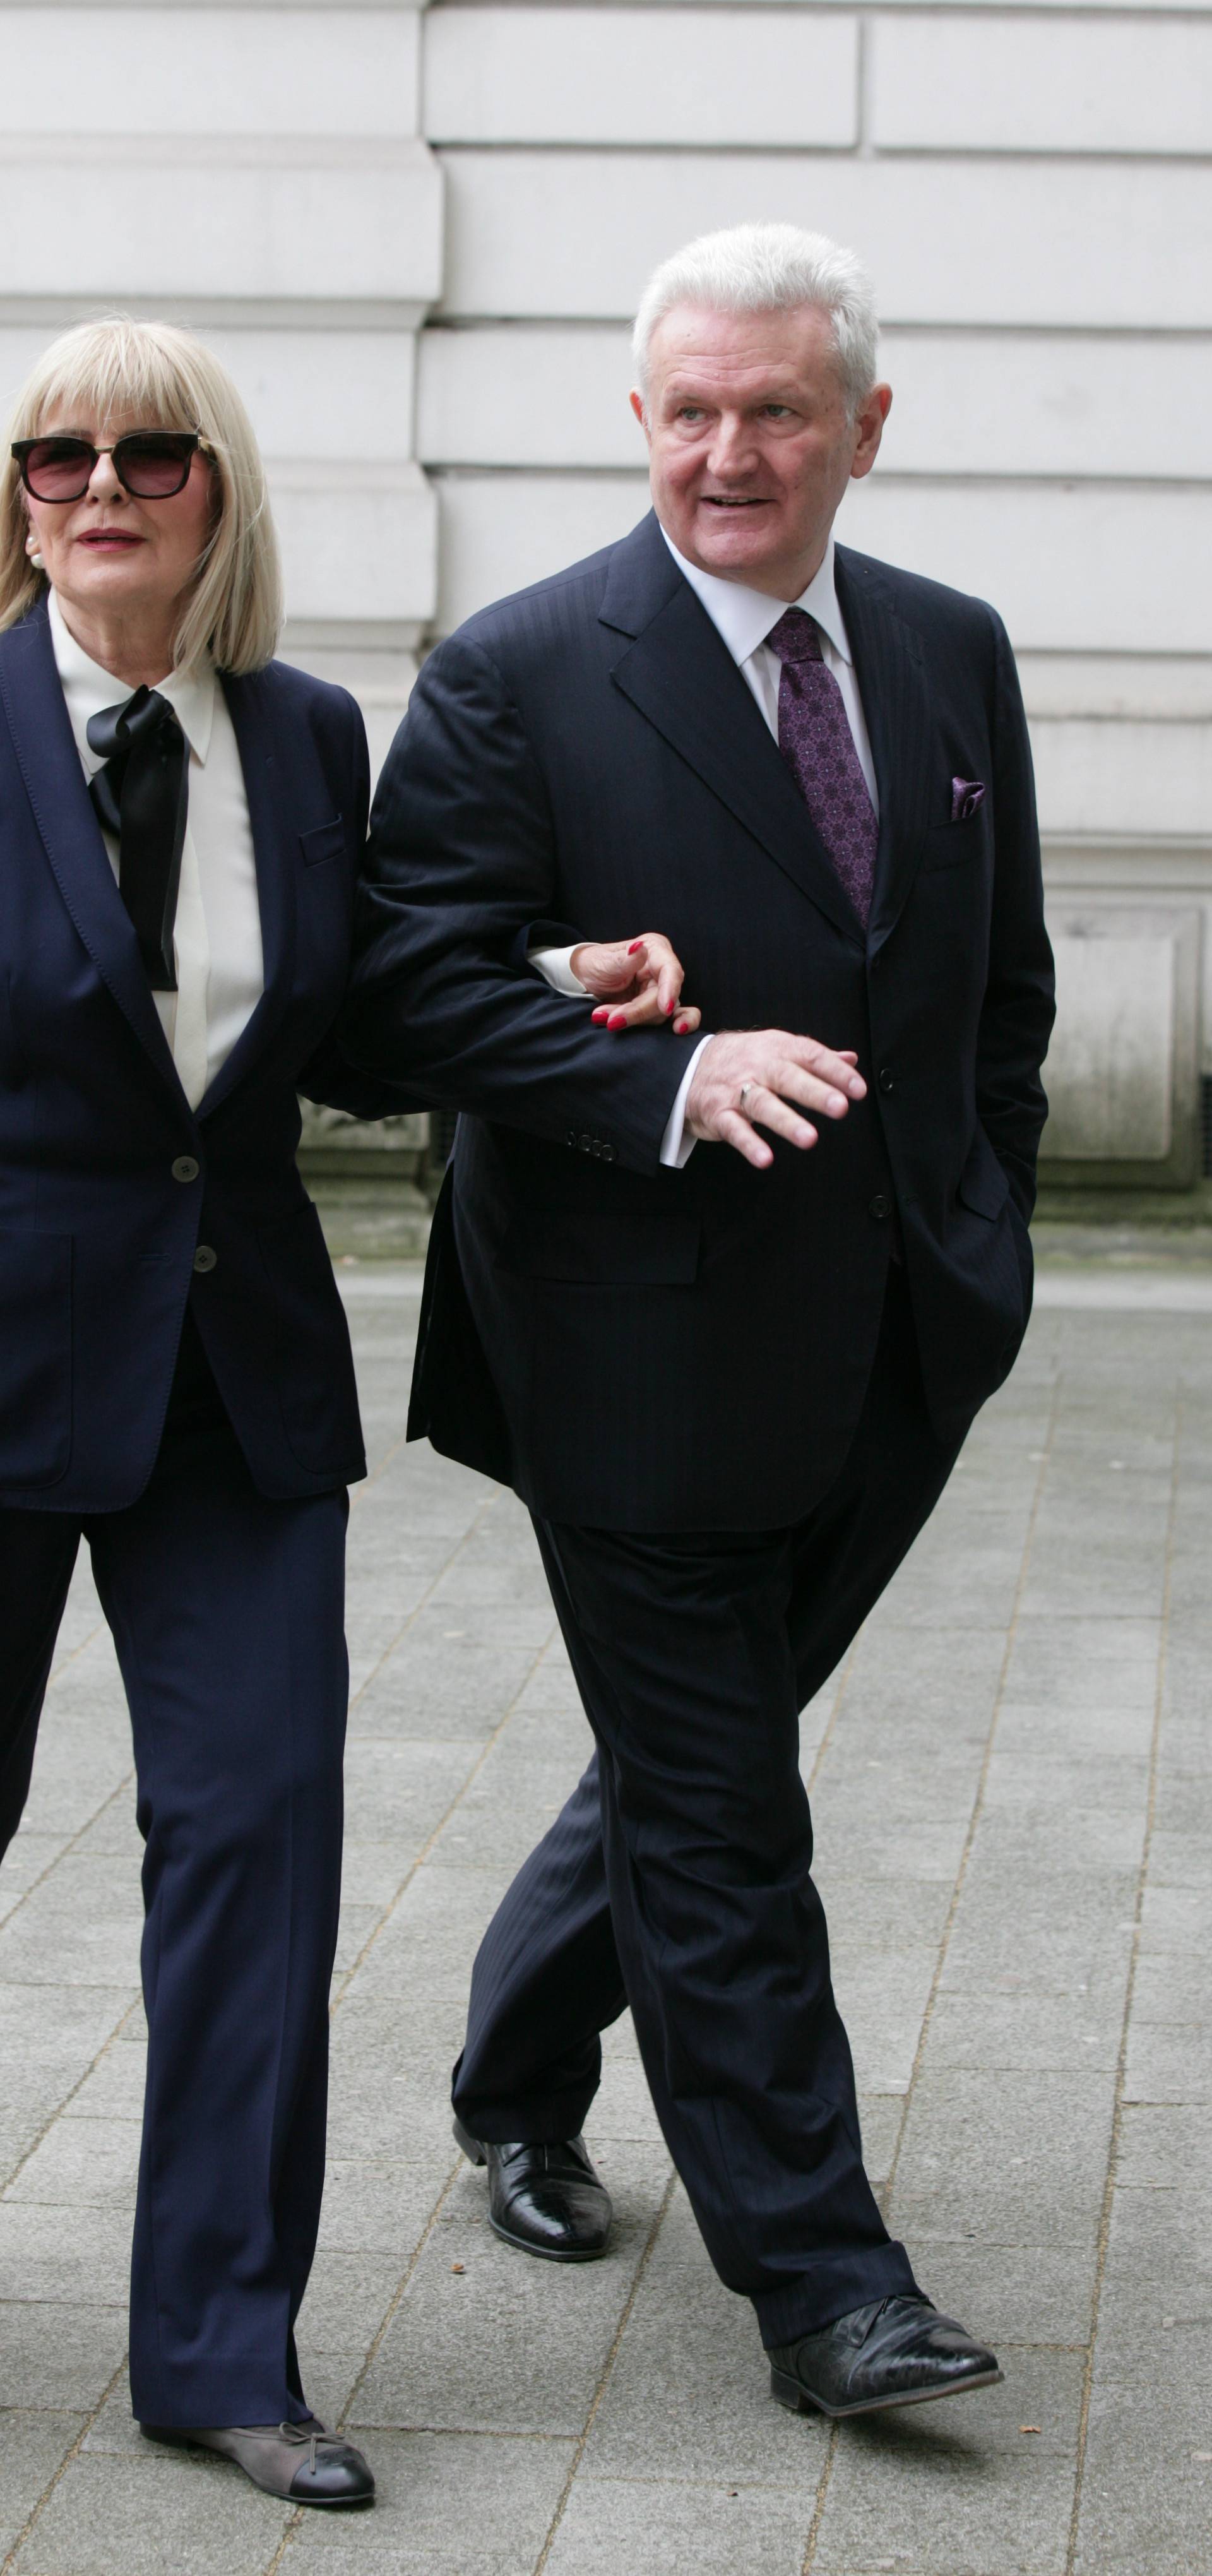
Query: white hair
633 222 879 418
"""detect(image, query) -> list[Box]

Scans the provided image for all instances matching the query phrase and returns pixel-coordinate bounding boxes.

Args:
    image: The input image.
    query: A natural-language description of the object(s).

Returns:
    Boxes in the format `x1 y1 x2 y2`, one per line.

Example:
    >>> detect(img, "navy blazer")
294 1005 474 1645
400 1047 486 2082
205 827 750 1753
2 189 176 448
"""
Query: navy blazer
345 513 1057 1531
0 597 383 1512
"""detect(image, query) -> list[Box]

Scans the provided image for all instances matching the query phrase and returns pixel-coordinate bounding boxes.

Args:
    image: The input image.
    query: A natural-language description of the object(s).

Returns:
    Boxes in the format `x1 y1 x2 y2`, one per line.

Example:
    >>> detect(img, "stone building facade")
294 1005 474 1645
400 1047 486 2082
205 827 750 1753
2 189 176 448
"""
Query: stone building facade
3 0 1209 1186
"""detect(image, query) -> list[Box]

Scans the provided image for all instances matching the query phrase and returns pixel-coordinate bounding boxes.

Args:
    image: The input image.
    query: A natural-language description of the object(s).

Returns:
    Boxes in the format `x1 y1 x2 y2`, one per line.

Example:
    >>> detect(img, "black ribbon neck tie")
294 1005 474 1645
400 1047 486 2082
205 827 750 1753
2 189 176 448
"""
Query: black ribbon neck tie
87 687 188 991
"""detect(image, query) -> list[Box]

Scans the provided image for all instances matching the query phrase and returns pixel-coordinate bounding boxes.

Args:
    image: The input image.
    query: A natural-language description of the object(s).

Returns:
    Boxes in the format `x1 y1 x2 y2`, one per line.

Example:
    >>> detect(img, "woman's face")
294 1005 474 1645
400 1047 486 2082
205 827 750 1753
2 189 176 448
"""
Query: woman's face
23 408 215 648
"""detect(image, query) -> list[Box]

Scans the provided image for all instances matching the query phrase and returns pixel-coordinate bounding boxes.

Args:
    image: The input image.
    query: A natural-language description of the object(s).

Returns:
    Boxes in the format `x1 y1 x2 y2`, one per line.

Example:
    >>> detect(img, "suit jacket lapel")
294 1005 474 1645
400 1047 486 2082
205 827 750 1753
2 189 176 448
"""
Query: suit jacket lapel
0 600 182 1095
197 670 297 1119
835 546 936 957
602 516 863 948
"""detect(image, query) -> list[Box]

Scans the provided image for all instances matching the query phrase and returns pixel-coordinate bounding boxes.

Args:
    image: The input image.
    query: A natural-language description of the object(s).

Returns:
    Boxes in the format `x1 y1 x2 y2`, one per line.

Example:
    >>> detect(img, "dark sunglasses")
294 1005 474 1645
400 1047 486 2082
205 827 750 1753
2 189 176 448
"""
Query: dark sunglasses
11 430 210 503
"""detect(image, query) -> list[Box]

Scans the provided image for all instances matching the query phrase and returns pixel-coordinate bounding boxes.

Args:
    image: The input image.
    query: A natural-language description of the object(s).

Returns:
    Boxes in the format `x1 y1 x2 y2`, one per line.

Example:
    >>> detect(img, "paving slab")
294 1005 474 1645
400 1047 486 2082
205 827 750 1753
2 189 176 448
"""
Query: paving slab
0 1259 1208 2575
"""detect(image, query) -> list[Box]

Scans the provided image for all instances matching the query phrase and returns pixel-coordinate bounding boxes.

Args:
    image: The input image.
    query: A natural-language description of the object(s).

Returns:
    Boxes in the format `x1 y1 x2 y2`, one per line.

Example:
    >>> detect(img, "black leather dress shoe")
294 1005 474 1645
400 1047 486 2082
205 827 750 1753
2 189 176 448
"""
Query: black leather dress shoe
141 2416 375 2505
453 2115 612 2260
769 2294 1002 2419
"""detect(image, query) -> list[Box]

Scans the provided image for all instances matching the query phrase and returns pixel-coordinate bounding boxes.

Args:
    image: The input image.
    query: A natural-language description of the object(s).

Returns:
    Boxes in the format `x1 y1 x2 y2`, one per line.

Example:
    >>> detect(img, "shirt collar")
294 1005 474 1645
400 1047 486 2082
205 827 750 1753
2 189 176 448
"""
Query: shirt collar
659 525 853 669
48 584 215 764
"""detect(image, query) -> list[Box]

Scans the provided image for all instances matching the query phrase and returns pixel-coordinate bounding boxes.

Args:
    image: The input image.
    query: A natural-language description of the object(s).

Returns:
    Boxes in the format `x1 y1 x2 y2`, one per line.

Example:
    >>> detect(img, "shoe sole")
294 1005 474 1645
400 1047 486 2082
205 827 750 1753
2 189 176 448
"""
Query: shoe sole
453 2118 609 2263
140 2425 375 2506
770 2363 1004 2421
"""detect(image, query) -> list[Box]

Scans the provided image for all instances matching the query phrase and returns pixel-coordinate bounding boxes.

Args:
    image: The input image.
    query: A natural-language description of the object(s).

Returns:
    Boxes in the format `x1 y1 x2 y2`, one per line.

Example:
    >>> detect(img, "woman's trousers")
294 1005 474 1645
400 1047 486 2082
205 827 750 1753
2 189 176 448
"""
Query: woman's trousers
0 1318 349 2428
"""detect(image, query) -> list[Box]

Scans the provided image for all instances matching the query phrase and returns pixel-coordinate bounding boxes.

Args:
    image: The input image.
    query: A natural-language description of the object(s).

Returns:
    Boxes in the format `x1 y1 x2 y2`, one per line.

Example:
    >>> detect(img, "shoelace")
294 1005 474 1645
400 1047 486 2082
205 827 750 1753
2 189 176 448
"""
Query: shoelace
277 2419 333 2478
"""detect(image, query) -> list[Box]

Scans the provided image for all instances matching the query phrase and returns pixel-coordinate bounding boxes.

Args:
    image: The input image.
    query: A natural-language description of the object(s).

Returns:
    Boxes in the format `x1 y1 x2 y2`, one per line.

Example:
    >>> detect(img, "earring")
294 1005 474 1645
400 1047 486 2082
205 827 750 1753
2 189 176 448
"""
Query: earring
25 539 44 569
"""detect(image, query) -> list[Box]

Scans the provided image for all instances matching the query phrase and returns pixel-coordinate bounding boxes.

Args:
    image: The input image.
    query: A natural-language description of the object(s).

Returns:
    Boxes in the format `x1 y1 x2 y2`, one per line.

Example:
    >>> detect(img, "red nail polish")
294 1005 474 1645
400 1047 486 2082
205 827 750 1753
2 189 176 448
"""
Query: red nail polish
665 998 675 1015
628 939 644 953
607 1011 627 1029
591 1007 609 1022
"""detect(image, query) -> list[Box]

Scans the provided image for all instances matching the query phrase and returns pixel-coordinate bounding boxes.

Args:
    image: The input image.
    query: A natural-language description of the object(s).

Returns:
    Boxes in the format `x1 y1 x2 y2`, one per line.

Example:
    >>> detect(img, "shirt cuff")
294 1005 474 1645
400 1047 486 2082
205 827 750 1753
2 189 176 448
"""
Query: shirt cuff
529 943 590 998
660 1034 712 1169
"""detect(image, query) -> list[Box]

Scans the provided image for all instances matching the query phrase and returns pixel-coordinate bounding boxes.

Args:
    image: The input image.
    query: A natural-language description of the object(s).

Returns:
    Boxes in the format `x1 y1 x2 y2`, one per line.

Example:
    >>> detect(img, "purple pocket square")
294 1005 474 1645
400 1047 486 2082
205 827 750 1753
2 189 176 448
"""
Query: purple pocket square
952 777 986 823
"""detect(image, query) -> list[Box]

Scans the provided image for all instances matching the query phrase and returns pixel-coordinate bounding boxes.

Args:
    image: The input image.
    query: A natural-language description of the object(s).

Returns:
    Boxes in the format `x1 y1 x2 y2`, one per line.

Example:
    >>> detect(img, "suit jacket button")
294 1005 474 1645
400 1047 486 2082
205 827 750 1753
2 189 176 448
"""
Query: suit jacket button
579 1134 592 1152
566 1130 578 1148
878 1069 894 1095
193 1243 218 1273
172 1154 200 1183
869 1194 891 1222
602 1145 617 1164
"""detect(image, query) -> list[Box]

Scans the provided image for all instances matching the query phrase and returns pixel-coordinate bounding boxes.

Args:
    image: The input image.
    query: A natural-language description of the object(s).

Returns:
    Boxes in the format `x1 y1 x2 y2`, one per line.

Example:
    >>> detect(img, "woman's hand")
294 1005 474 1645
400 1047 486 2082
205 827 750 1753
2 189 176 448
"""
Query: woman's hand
572 935 701 1035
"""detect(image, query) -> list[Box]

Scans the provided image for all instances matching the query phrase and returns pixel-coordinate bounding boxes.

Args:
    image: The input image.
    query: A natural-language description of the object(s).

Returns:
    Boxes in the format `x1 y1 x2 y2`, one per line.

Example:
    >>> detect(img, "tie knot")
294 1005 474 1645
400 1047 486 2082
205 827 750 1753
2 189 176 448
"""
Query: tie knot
765 607 823 667
86 686 181 766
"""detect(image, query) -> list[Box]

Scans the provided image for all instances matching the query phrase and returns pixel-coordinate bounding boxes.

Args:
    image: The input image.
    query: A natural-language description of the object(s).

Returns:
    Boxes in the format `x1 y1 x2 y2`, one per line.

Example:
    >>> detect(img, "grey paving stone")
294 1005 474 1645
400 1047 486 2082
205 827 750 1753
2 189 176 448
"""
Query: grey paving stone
1114 2102 1212 2194
811 2349 1085 2576
0 1982 137 2065
284 2428 574 2575
0 2301 128 2411
0 2408 85 2555
342 1737 480 1852
0 1833 71 1912
349 1863 514 2001
908 2235 1095 2347
927 1986 1122 2075
316 2159 450 2262
583 2185 824 2486
0 1855 143 1990
1002 1618 1162 1710
0 2202 131 2306
5 2115 141 2209
9 2447 292 2575
543 2476 812 2576
1123 2019 1212 2103
353 2144 671 2436
890 2068 1115 2251
1073 2379 1212 2574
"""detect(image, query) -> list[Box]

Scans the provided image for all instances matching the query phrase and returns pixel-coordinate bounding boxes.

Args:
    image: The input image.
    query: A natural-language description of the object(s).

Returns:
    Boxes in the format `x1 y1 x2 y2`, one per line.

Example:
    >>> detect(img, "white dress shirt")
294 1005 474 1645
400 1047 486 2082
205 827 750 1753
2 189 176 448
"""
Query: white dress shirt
531 526 877 1167
50 587 263 1112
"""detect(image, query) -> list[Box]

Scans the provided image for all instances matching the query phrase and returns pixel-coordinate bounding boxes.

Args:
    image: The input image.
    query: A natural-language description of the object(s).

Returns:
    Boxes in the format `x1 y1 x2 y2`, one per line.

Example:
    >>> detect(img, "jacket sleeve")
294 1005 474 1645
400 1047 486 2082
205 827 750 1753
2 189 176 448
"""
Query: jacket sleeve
975 612 1056 1222
297 681 428 1121
337 631 687 1176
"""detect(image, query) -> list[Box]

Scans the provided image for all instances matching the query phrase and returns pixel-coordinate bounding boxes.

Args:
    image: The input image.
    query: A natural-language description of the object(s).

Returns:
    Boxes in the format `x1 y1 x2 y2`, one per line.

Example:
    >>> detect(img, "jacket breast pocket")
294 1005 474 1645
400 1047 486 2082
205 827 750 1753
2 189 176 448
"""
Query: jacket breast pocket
500 1211 701 1287
919 811 989 873
0 1229 72 1488
299 817 346 868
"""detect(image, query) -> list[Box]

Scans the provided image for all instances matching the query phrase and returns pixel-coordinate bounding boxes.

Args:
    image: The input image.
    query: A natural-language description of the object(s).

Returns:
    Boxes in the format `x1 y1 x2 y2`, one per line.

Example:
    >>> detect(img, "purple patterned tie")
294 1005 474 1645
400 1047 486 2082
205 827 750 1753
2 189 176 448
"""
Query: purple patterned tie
766 608 877 928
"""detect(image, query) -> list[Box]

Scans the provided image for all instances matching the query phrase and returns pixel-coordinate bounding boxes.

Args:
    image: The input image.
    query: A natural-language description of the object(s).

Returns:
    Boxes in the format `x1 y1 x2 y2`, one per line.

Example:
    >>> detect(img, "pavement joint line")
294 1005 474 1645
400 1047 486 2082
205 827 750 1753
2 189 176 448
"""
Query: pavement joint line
261 2157 470 2576
877 1371 1062 2213
343 1481 506 1720
800 1371 1062 2576
530 2165 680 2576
328 1594 560 2012
1062 1390 1180 2576
0 1767 138 1945
804 1630 864 1799
0 2353 129 2576
0 1992 144 2202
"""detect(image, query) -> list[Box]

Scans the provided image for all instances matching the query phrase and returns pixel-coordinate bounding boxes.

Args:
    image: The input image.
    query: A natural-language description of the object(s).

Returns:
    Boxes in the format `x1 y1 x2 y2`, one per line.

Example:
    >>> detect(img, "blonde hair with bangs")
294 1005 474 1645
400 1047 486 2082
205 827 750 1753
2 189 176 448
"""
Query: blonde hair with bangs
0 315 283 672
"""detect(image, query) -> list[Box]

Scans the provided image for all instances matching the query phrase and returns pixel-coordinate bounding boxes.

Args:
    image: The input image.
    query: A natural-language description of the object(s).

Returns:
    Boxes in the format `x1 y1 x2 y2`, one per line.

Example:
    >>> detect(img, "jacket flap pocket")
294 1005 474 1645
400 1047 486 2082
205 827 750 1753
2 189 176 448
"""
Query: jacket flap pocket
501 1210 701 1286
956 1141 1010 1220
300 817 346 868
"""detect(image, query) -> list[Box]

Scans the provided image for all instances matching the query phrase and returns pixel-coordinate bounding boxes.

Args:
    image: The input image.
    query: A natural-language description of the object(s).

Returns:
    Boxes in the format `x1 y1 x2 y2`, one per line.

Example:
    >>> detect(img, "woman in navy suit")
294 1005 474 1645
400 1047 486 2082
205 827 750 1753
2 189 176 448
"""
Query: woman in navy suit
0 316 388 2507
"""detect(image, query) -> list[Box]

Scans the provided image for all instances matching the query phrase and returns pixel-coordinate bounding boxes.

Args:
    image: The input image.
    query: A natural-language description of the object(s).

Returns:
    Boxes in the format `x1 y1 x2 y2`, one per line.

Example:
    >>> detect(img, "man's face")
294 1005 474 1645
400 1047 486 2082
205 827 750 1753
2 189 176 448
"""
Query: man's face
632 302 891 600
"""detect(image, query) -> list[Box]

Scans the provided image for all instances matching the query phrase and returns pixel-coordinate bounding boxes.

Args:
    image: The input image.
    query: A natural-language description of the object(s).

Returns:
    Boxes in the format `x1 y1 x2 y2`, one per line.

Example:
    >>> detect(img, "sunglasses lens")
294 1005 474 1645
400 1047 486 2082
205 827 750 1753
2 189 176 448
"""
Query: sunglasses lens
117 436 194 496
23 438 93 499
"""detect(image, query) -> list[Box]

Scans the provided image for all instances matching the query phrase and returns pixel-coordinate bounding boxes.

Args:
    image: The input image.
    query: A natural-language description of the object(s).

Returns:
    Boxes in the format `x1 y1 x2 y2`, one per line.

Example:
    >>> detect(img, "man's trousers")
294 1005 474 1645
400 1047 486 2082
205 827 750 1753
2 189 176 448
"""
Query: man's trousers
452 1270 962 2350
0 1318 349 2428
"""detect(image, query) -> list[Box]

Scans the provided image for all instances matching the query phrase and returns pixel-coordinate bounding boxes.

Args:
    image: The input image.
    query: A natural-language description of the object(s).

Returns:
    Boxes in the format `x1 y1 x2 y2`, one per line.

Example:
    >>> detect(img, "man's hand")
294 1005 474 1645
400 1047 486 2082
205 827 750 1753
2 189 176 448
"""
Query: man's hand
686 1030 866 1171
572 936 701 1035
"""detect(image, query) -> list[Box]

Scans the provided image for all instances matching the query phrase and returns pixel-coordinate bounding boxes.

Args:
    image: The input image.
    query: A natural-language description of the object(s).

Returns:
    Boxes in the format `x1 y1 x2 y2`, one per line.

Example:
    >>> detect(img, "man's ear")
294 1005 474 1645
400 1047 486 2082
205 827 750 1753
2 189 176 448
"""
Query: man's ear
850 382 893 483
629 388 651 446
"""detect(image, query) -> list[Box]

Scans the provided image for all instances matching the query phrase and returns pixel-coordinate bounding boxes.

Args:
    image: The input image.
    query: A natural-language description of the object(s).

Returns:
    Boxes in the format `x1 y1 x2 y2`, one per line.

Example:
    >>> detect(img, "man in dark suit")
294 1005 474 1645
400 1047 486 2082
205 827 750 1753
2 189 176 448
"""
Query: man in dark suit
345 222 1055 2419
